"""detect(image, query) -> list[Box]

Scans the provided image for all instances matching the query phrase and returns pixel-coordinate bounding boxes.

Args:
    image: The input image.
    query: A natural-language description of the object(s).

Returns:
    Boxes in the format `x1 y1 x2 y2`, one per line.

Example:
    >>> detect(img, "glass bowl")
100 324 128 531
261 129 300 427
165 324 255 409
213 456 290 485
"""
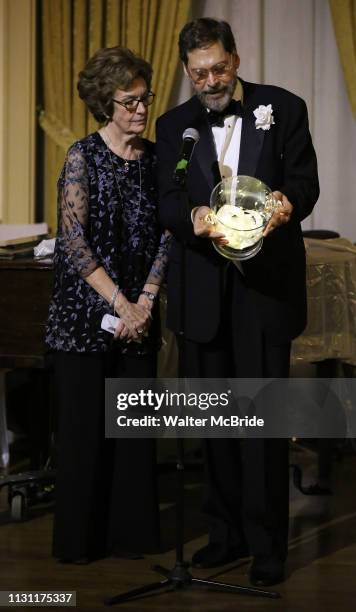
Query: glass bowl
209 175 280 260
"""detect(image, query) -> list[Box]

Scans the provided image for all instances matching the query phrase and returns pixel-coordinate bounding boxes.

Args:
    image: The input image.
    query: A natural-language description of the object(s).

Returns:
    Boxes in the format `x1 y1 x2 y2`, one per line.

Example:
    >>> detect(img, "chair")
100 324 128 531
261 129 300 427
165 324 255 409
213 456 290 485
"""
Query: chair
294 228 342 495
302 230 340 239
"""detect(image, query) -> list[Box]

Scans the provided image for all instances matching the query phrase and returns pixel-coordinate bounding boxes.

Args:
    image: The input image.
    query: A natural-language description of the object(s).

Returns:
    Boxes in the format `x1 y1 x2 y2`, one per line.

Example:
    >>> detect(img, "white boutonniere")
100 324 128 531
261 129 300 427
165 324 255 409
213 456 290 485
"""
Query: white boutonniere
253 104 275 130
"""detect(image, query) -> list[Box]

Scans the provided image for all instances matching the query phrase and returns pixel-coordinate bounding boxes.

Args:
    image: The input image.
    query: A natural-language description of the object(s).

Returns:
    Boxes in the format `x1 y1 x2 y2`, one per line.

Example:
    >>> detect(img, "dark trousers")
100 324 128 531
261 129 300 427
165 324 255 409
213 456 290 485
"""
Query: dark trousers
51 349 159 560
178 267 291 562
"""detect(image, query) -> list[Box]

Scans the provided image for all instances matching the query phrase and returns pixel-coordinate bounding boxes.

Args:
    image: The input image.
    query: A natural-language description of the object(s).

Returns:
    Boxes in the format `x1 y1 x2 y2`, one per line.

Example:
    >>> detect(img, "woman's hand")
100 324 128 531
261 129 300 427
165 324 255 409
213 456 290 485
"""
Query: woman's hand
115 294 152 341
113 319 143 343
118 294 154 342
114 319 132 341
137 289 156 315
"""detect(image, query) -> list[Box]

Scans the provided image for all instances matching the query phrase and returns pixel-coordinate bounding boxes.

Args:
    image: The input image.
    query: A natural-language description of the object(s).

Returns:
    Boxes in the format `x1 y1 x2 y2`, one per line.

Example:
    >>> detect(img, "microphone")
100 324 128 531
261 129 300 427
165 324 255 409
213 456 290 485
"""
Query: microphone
173 128 200 185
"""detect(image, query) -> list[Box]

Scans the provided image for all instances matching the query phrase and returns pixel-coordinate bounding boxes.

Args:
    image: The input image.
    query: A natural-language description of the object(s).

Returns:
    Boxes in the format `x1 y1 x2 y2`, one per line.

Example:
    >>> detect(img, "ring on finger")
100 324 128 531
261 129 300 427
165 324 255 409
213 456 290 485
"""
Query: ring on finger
204 213 215 225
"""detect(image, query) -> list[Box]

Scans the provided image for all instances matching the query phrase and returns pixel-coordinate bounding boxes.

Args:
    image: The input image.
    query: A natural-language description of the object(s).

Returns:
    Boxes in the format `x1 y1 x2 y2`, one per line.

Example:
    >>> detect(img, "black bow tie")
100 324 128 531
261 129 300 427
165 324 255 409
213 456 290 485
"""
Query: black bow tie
206 99 244 127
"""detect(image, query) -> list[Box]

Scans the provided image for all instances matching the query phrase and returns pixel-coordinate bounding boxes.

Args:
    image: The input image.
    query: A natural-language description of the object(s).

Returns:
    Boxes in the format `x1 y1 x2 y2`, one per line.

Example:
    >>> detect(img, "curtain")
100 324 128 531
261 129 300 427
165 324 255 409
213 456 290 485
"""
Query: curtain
329 0 356 120
40 0 191 230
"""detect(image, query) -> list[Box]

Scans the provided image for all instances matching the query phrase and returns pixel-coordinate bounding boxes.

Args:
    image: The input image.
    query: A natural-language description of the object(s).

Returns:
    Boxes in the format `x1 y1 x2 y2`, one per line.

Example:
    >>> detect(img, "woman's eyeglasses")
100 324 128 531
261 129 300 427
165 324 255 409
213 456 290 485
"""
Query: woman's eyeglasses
112 91 155 112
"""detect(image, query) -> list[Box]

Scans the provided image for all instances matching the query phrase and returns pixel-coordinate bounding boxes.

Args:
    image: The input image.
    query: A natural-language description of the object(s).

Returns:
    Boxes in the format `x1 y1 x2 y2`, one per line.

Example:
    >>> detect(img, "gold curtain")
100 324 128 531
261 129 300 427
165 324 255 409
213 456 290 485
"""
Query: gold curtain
40 0 191 230
329 0 356 120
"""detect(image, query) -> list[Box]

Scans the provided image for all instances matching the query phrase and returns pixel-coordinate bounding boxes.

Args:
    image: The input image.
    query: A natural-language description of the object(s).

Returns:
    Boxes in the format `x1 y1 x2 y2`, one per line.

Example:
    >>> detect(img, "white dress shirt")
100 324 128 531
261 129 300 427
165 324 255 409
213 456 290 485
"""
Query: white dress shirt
211 114 242 179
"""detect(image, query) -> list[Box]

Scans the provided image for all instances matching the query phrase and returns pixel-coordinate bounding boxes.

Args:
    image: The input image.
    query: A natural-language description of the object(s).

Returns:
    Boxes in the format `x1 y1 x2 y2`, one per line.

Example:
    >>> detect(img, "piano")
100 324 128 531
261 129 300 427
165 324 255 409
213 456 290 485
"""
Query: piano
0 258 53 473
0 258 53 369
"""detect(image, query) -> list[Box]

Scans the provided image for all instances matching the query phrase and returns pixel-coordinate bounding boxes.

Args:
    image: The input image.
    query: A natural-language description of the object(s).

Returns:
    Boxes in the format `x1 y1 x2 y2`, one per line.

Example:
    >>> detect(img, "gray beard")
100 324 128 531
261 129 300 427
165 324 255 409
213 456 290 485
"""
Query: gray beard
196 76 237 112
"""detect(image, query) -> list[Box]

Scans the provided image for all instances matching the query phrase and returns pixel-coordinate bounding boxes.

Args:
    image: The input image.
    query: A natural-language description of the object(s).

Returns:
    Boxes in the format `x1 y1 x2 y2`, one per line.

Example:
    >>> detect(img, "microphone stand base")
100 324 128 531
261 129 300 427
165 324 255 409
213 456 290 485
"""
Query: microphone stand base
104 560 281 606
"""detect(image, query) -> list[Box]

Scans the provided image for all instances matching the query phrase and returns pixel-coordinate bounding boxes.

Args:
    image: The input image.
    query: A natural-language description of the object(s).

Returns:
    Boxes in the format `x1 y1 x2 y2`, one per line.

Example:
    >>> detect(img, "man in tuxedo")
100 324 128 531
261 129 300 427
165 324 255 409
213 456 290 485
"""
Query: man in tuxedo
156 18 319 586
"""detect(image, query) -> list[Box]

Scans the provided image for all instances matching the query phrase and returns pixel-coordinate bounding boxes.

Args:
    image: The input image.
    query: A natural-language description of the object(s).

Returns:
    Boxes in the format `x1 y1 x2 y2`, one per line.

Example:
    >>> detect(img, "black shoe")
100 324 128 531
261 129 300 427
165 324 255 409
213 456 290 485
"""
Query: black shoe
192 543 249 569
249 558 285 587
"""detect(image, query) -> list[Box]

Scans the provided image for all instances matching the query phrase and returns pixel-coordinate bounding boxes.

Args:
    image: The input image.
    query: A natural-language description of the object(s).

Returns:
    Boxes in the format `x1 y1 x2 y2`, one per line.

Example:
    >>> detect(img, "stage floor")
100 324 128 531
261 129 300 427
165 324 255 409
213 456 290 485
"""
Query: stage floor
1 441 356 611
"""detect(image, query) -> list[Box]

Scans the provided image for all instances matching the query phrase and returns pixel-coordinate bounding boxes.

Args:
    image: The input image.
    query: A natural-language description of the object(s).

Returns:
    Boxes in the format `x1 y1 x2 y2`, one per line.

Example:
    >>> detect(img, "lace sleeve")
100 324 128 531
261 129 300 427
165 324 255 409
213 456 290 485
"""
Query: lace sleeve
145 229 172 286
58 145 100 278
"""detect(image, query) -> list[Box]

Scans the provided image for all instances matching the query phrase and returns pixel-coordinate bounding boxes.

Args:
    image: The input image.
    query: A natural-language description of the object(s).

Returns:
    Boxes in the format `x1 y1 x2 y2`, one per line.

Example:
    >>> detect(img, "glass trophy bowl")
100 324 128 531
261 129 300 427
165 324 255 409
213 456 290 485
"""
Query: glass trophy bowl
209 175 280 261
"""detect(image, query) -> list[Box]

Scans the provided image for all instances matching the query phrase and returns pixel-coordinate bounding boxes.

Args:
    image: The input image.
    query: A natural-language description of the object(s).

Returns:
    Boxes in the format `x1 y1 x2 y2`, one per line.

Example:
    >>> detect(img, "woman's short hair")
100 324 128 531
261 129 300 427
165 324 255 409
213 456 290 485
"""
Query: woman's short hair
77 47 152 122
179 18 237 65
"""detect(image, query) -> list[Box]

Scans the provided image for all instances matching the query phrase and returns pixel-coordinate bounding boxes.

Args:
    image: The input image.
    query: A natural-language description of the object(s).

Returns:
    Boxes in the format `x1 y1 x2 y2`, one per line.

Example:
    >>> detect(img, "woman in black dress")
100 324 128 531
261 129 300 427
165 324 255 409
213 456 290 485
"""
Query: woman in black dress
46 47 170 563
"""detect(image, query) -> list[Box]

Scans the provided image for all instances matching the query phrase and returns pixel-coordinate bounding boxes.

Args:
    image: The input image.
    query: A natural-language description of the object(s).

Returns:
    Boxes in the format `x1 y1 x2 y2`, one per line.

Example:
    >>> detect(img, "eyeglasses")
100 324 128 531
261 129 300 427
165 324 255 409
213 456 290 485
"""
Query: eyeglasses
188 55 234 84
112 91 155 112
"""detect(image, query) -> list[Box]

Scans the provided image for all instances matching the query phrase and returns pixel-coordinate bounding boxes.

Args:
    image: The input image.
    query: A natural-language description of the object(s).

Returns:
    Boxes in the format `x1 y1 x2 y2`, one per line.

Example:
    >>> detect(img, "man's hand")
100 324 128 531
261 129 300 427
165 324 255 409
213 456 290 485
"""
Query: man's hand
263 191 294 237
192 206 229 246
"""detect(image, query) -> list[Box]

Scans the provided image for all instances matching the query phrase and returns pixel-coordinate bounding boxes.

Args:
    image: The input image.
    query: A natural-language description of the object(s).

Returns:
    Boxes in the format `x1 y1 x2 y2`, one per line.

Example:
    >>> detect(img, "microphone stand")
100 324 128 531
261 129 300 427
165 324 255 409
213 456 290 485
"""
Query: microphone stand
104 171 279 607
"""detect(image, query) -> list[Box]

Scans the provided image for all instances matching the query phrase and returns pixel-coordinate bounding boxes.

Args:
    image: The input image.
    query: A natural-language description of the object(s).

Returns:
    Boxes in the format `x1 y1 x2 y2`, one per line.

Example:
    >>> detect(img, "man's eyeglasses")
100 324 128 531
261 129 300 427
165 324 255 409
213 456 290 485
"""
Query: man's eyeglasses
188 56 234 84
112 91 155 112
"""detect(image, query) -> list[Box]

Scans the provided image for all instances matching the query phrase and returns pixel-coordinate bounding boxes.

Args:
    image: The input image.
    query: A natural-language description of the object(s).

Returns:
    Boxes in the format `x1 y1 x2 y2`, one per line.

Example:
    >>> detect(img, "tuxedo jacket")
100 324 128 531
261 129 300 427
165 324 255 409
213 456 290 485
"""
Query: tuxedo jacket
156 79 319 344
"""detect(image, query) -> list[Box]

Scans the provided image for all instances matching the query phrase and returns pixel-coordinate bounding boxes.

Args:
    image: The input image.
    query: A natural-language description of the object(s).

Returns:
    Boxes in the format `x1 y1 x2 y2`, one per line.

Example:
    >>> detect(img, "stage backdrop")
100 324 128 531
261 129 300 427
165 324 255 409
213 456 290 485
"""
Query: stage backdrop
39 0 356 240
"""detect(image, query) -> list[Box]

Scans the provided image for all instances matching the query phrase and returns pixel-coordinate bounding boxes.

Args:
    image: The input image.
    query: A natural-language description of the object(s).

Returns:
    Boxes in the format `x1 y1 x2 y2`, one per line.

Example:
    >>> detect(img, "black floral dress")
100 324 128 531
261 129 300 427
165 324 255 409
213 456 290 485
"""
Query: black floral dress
46 132 170 354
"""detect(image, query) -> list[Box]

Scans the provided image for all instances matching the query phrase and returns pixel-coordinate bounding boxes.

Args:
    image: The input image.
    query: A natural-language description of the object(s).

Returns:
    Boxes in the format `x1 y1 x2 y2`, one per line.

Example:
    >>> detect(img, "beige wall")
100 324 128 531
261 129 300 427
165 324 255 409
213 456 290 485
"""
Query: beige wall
0 0 36 223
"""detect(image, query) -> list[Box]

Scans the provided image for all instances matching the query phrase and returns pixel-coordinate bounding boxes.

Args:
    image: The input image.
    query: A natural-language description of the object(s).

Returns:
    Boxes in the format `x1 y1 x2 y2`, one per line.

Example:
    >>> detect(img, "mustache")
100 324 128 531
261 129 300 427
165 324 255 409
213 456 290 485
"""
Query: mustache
201 85 227 95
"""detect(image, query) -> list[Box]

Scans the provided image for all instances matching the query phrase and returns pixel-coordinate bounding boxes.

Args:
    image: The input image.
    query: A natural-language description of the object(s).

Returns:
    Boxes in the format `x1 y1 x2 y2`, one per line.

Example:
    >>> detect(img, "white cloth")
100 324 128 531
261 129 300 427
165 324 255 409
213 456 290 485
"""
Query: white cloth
33 237 55 258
